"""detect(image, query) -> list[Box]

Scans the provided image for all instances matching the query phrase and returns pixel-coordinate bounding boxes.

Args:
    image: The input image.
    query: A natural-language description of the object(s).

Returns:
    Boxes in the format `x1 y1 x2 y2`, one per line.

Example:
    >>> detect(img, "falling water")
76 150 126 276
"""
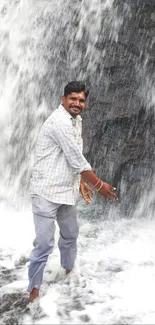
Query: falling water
0 0 123 203
0 0 155 324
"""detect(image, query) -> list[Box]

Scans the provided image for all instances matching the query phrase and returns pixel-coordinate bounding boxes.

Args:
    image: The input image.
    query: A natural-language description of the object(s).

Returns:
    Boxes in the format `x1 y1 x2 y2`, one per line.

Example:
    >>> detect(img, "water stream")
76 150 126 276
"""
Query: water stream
0 0 155 324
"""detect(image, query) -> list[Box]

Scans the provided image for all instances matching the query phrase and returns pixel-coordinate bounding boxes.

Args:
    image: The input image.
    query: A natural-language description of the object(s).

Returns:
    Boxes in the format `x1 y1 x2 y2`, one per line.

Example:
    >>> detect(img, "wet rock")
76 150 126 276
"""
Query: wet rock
0 292 28 313
115 316 135 324
14 255 28 268
82 0 155 216
0 292 28 325
71 299 85 311
107 266 123 273
79 314 91 323
0 267 17 288
0 312 19 325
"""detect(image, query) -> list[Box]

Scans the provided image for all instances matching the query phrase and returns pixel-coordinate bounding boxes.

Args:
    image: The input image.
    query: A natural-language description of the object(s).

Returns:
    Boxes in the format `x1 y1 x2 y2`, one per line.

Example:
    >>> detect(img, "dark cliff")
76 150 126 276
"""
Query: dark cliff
82 0 155 215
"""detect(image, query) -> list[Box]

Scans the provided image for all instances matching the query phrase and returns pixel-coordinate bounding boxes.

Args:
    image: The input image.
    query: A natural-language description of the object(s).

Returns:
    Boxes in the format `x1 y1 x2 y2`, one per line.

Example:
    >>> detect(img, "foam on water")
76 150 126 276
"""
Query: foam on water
1 201 155 324
0 0 155 324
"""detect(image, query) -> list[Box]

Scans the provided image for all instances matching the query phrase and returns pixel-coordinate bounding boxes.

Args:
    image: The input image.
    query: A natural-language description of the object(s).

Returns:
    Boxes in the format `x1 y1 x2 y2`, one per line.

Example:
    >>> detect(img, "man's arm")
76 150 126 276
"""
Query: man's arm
49 121 117 200
81 170 118 200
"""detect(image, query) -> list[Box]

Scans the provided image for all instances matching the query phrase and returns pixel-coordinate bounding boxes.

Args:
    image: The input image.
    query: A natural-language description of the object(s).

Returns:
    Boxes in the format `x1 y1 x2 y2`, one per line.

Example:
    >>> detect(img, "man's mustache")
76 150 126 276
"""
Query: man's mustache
70 105 81 110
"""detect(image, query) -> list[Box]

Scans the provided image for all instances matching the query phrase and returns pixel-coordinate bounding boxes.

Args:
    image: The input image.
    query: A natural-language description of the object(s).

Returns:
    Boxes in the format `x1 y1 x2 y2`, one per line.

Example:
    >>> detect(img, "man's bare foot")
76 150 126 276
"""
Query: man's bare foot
29 288 39 303
66 269 72 275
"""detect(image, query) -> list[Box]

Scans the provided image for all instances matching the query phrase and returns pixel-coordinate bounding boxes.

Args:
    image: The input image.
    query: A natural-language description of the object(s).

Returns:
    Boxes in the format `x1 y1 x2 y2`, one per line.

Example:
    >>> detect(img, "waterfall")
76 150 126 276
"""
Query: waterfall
0 0 154 211
0 0 155 324
0 0 123 204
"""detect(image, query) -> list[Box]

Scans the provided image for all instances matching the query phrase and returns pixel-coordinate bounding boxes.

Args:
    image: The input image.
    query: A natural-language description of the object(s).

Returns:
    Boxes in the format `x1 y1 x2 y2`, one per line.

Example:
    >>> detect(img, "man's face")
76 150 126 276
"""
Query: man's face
61 91 86 118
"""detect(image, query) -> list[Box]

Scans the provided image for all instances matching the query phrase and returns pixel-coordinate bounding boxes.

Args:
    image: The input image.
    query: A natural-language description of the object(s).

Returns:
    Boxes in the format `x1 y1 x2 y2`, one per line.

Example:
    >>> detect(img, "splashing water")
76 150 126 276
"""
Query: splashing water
0 0 155 324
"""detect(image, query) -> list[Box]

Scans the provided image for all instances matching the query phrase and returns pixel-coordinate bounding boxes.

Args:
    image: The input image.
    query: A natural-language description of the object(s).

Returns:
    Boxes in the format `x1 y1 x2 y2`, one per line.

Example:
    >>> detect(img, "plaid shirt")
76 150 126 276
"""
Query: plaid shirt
30 104 92 205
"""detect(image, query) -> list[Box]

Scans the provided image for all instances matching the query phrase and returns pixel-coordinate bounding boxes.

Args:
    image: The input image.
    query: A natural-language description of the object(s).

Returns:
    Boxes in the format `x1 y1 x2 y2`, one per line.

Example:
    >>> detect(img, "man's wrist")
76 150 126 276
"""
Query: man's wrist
81 170 104 189
93 179 104 192
96 181 104 192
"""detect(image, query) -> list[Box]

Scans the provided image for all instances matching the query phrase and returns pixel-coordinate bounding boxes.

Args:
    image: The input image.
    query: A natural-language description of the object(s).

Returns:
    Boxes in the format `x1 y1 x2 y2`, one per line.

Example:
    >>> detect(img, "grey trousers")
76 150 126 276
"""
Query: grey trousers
28 195 79 292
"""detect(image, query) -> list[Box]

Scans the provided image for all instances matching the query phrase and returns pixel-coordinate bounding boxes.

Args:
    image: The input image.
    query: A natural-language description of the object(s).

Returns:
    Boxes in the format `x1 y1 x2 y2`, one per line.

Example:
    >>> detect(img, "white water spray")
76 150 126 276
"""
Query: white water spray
0 1 155 324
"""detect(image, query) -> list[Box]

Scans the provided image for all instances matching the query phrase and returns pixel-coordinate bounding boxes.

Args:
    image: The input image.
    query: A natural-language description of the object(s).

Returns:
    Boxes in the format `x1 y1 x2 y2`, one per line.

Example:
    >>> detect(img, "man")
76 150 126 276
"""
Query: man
28 81 118 302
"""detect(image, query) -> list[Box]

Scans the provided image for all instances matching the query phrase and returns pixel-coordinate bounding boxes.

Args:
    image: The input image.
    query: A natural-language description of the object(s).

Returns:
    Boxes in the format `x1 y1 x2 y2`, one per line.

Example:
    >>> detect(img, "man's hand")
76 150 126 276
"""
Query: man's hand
98 182 118 200
81 171 118 201
80 181 94 203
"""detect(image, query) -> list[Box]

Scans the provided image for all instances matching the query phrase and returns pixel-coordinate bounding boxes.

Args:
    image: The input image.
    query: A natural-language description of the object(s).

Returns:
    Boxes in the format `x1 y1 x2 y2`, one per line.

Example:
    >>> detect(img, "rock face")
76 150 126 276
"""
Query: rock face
82 0 155 215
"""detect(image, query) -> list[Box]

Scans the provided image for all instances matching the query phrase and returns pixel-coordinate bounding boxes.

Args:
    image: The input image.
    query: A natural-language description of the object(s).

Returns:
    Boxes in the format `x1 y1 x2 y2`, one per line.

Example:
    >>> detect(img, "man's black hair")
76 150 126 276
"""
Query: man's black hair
64 81 89 98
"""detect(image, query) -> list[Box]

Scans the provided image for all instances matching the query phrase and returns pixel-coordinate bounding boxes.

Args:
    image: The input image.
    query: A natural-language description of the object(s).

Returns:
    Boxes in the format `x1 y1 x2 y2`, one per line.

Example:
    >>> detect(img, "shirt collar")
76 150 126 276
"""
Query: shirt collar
58 104 82 121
